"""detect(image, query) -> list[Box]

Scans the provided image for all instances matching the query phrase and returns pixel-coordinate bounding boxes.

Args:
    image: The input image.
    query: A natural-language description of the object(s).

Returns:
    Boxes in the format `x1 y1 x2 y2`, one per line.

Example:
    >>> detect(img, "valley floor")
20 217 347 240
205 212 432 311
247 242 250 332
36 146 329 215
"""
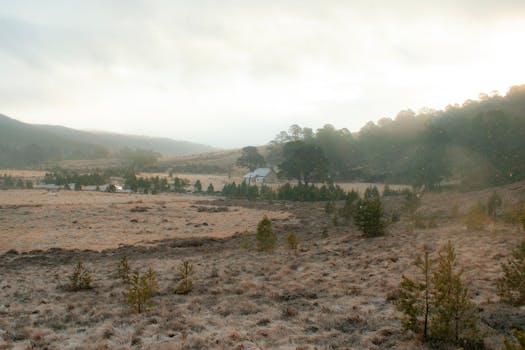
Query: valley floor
0 188 524 349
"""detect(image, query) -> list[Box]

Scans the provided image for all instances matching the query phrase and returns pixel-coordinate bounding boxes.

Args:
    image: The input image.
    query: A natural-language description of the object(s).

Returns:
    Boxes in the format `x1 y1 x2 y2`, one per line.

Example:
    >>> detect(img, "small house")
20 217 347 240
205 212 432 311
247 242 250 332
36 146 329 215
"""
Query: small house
242 168 277 184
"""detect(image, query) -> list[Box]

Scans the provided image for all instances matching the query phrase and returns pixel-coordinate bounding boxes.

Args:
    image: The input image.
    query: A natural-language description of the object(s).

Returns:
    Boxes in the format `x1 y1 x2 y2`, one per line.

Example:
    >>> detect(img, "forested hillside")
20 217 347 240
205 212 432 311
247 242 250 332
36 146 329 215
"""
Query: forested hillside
268 85 525 189
0 115 215 168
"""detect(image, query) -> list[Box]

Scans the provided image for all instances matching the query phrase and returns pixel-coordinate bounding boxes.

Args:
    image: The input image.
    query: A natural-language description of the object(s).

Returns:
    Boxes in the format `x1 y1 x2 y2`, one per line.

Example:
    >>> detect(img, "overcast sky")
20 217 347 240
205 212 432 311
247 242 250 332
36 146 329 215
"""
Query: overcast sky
1 1 525 148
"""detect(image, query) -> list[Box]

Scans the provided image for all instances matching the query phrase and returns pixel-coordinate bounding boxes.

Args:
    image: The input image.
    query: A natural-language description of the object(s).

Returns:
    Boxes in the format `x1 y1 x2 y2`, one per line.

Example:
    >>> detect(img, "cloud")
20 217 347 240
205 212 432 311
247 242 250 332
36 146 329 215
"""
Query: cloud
1 1 525 147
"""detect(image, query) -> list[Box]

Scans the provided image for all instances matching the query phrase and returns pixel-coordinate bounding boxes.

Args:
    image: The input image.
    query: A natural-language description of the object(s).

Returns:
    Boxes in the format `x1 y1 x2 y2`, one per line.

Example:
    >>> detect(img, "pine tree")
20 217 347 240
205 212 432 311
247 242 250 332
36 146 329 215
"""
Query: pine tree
287 232 298 251
395 248 432 339
175 260 193 294
431 241 479 346
68 261 93 291
496 240 525 305
256 216 276 251
354 188 386 237
117 255 131 284
124 269 156 313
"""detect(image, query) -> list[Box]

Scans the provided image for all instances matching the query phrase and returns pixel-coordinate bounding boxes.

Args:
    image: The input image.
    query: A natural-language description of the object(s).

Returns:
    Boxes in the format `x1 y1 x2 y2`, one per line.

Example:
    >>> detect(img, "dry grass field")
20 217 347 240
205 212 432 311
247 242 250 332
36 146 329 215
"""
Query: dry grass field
1 184 525 349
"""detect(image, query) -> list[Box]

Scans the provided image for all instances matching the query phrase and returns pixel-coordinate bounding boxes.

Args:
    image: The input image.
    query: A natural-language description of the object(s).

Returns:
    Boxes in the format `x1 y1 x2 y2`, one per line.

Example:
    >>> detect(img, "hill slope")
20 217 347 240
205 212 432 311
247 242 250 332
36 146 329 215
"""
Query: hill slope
35 124 215 157
0 115 216 167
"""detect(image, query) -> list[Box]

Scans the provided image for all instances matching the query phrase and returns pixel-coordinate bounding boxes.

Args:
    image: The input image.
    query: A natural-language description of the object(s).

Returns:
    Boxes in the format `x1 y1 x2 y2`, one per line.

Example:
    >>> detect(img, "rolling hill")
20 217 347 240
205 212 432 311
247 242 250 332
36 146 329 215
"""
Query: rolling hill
0 114 216 167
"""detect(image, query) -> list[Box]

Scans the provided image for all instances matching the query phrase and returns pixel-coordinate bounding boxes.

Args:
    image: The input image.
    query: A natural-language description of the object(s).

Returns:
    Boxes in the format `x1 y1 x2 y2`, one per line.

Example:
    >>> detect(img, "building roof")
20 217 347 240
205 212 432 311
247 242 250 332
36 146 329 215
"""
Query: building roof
243 168 272 178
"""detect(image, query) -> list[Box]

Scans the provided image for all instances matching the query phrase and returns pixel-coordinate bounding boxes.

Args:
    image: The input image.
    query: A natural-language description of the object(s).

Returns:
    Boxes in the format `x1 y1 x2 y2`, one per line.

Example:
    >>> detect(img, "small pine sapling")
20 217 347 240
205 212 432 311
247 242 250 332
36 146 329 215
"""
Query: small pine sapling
117 255 131 284
125 270 153 313
144 267 159 297
175 260 193 294
496 240 525 306
354 188 386 237
68 261 93 291
256 215 276 251
340 190 359 221
431 241 479 346
286 232 298 251
395 248 432 339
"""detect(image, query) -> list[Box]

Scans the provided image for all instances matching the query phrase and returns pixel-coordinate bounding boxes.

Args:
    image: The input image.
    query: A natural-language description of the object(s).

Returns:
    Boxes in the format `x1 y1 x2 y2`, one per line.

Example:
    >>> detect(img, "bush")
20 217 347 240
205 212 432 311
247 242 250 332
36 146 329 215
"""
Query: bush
340 190 359 221
125 269 157 313
395 242 480 347
383 184 401 196
68 262 93 291
144 267 159 296
193 180 202 193
395 248 431 338
117 255 131 284
354 187 386 237
175 260 193 294
463 203 490 231
256 216 276 251
430 242 479 346
287 232 298 251
496 240 525 305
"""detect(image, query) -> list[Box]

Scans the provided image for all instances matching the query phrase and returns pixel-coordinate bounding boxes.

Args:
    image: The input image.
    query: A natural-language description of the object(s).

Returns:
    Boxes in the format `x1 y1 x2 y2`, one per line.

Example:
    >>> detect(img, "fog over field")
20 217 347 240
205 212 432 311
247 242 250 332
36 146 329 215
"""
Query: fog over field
2 1 525 349
1 1 524 147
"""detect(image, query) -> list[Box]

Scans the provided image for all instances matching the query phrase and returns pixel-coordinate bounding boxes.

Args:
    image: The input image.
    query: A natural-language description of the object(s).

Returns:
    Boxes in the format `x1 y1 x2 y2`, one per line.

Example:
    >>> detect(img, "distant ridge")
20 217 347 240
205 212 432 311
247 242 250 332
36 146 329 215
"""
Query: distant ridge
0 114 216 167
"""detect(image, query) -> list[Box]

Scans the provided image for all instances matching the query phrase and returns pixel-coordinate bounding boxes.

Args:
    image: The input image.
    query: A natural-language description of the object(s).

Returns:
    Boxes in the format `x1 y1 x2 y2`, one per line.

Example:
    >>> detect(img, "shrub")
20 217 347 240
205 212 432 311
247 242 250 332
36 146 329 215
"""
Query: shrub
117 255 131 284
125 269 156 313
206 183 215 194
340 190 359 221
193 180 202 193
395 242 480 347
504 330 525 350
321 227 328 238
354 188 386 237
144 267 159 297
286 232 298 251
487 191 503 217
463 203 490 231
256 216 276 251
68 262 93 291
175 260 194 294
395 248 431 338
430 241 479 346
383 184 401 196
496 240 525 305
239 236 253 250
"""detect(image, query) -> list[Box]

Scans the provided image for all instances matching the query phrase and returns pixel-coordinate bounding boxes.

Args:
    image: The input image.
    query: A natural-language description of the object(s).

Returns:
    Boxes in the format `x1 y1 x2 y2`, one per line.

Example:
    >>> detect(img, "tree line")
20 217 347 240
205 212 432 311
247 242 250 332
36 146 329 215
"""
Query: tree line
261 85 525 190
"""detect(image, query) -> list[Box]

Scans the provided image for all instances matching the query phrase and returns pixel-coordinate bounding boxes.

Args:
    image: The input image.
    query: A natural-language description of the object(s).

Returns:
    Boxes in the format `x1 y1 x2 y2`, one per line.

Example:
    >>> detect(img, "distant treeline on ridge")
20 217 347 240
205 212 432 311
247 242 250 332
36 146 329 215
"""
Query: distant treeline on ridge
265 85 525 189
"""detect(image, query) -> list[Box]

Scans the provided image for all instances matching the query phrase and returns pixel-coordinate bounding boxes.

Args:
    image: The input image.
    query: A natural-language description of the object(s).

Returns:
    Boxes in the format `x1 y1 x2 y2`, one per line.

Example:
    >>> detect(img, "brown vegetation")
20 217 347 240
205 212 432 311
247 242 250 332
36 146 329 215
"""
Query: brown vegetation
1 181 525 348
